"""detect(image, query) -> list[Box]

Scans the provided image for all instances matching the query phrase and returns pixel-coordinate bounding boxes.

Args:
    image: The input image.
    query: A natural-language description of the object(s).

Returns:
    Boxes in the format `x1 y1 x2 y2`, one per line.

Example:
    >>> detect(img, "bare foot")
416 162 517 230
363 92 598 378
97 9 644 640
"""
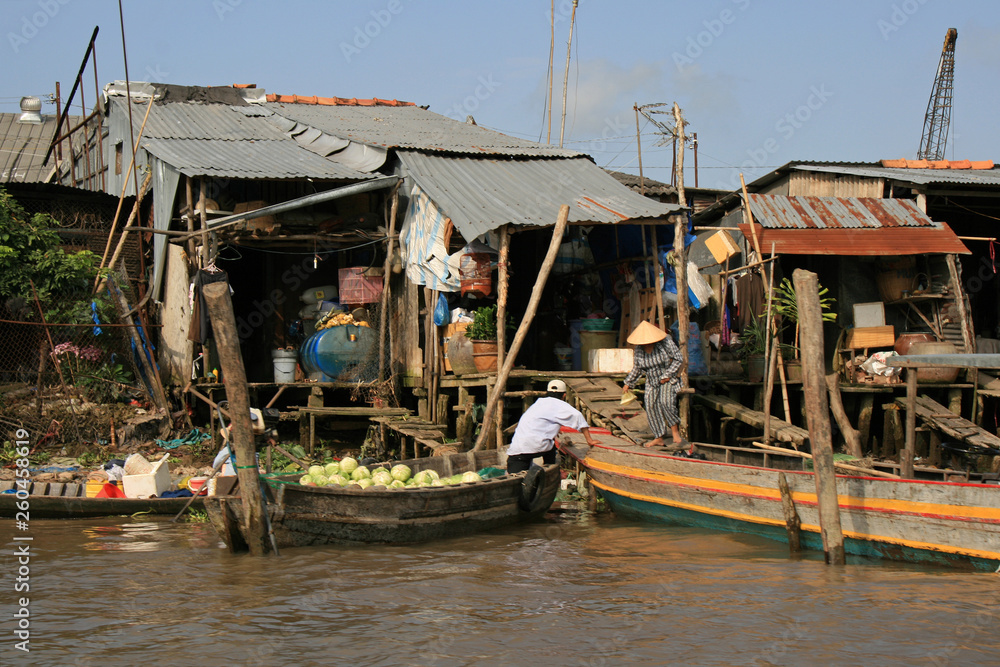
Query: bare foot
644 438 664 448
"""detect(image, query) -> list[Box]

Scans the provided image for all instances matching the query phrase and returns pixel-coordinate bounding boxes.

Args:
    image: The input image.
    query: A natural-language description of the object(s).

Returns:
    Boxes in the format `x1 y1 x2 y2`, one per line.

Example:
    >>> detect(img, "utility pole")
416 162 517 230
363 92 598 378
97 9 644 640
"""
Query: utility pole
673 103 690 436
558 0 578 148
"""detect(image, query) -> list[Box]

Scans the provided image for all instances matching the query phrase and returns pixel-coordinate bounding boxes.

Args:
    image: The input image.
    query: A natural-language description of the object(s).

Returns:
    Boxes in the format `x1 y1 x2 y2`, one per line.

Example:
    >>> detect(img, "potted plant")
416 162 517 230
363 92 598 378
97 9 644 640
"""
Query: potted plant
465 305 507 372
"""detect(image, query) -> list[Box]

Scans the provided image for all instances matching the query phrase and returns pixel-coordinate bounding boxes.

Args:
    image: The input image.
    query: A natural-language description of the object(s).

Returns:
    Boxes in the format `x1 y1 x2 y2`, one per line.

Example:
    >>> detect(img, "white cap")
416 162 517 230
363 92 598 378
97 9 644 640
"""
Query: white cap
547 379 567 393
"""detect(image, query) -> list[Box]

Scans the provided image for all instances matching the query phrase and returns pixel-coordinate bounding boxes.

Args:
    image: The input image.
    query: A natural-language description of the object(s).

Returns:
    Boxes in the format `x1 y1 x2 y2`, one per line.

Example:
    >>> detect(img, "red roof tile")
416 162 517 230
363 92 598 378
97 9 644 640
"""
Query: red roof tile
879 158 995 169
265 93 415 107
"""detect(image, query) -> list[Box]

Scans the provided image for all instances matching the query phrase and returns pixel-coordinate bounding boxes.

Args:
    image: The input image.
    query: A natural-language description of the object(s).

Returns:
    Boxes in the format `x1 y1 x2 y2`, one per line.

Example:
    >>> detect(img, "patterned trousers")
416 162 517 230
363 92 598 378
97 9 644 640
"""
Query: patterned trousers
645 379 680 438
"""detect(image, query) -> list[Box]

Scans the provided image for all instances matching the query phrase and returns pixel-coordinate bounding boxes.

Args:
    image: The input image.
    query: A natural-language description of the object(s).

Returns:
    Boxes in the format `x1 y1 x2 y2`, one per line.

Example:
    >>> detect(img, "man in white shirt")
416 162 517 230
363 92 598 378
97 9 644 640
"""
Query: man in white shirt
506 380 599 473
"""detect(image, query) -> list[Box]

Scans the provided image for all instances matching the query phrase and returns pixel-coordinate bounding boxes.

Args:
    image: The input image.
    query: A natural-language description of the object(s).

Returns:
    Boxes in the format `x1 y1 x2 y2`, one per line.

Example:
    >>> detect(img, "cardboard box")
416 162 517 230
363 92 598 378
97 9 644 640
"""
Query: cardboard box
705 230 740 264
122 454 173 499
845 325 895 350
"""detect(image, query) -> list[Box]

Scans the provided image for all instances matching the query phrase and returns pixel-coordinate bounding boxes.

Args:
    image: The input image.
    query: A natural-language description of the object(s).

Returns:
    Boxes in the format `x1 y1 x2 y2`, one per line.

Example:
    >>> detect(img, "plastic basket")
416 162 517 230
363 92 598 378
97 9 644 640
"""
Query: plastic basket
339 267 384 304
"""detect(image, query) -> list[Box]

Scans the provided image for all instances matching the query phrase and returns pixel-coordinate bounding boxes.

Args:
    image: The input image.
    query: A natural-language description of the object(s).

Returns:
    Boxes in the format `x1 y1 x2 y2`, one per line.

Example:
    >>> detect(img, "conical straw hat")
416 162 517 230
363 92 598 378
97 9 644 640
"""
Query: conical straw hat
627 320 668 345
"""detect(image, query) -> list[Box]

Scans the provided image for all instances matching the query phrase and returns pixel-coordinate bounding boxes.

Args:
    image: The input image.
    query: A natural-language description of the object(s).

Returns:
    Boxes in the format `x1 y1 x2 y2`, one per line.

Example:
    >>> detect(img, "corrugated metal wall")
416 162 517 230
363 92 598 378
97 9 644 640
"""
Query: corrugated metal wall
788 171 884 198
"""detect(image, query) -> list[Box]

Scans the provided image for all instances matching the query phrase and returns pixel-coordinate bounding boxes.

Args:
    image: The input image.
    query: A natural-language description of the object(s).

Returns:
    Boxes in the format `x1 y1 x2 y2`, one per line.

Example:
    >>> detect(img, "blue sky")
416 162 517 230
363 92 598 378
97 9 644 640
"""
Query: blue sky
3 0 999 191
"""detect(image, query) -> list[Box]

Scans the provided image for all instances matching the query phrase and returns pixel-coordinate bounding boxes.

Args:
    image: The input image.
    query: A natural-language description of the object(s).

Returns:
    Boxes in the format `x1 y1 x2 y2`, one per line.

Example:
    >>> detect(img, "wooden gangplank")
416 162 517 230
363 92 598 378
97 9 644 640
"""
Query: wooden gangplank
564 377 652 444
369 415 456 459
693 394 811 447
894 394 1000 452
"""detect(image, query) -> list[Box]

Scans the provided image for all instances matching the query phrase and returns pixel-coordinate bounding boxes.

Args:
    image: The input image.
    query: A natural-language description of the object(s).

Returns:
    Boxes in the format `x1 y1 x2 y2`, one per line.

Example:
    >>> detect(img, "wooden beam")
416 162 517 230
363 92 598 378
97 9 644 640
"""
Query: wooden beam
203 279 270 556
474 205 569 450
793 268 845 565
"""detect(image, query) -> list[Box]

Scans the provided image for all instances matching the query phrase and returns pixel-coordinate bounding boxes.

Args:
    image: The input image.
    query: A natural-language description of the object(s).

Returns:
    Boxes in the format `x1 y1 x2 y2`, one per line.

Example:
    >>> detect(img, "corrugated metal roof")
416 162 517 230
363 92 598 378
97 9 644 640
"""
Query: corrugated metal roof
749 194 936 229
793 163 1000 187
141 137 375 180
0 113 80 183
265 103 581 157
110 98 288 141
397 151 681 239
737 224 970 256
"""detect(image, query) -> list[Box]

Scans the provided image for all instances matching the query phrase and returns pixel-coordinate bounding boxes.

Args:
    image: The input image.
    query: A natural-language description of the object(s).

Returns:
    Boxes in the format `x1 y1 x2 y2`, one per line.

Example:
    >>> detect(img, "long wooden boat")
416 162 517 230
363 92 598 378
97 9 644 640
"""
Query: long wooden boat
559 436 1000 571
204 449 560 551
0 480 204 519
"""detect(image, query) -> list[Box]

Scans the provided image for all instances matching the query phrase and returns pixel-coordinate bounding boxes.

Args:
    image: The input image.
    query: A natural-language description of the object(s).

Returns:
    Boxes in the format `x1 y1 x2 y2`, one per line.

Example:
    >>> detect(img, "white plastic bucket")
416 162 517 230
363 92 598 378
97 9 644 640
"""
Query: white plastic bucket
272 348 297 383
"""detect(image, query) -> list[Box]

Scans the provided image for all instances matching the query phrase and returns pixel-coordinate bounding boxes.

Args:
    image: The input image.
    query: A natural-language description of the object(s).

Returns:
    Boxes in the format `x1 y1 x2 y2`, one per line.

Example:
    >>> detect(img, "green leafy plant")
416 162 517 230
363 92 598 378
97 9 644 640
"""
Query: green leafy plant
771 277 837 358
182 508 209 523
0 188 101 308
77 451 99 467
464 305 512 342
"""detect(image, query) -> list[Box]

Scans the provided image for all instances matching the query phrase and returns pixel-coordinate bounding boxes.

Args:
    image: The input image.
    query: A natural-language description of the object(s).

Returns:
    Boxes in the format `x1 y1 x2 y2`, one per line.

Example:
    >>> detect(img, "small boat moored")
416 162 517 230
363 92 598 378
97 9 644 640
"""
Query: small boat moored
559 435 1000 571
204 449 560 551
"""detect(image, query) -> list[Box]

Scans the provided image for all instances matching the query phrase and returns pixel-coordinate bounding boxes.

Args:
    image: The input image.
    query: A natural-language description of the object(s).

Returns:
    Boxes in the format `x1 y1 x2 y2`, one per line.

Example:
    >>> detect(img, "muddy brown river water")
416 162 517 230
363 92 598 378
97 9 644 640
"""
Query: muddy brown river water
1 505 998 666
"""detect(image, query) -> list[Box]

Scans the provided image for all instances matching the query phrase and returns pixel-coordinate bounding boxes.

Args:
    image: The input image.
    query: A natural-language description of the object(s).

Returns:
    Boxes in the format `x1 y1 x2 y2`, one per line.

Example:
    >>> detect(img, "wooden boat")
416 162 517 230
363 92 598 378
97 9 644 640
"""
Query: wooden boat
559 436 1000 571
0 480 204 519
204 449 560 551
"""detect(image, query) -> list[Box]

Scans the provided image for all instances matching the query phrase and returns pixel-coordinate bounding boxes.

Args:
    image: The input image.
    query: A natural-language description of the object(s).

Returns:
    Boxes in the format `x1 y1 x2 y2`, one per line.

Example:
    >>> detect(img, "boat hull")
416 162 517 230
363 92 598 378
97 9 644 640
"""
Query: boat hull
204 450 560 550
0 493 204 519
562 439 1000 571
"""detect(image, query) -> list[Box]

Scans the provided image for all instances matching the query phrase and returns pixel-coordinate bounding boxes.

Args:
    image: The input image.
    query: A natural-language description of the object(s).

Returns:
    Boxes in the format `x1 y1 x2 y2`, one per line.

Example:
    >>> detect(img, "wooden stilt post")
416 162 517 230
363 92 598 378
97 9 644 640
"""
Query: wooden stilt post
826 373 862 458
793 268 845 565
777 472 801 553
902 367 917 479
202 279 269 556
495 225 511 449
379 182 400 383
474 206 570 451
673 103 690 436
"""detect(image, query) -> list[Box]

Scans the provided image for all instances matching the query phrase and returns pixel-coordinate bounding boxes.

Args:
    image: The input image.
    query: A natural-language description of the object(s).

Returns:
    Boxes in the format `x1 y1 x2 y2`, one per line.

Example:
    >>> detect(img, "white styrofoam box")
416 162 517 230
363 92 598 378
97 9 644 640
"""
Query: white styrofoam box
122 454 173 499
587 348 634 373
854 302 886 328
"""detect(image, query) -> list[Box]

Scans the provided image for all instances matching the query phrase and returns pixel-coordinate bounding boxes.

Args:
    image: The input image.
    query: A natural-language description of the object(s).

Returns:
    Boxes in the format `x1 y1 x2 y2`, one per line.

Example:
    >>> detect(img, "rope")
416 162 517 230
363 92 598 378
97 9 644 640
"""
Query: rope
155 428 212 450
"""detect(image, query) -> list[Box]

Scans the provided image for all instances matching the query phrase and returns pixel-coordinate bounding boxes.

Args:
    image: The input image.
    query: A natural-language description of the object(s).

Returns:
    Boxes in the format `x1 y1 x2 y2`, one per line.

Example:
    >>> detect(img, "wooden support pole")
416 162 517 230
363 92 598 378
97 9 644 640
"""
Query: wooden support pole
474 205 569 450
673 103 690 436
902 368 917 479
495 225 511 448
95 94 154 286
202 279 269 556
776 472 801 553
826 373 863 458
792 268 845 565
379 182 400 383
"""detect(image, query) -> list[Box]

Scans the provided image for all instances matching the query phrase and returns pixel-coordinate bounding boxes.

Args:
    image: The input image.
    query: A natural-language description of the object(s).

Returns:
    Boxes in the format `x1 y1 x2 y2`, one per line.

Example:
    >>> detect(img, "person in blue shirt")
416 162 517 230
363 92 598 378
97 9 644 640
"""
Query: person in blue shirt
623 321 685 449
506 379 598 473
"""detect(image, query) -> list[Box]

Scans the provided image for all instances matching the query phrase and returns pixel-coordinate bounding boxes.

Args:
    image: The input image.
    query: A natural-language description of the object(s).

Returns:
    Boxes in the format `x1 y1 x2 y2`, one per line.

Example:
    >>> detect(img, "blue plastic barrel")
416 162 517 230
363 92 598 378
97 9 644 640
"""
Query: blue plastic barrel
299 325 377 382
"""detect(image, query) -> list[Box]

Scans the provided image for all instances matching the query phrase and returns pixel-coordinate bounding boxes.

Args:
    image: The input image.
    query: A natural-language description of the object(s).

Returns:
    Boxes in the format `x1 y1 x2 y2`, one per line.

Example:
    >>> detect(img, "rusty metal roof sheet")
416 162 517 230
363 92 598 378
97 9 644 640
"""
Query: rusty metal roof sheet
748 194 935 229
265 102 581 157
737 224 970 256
397 151 681 239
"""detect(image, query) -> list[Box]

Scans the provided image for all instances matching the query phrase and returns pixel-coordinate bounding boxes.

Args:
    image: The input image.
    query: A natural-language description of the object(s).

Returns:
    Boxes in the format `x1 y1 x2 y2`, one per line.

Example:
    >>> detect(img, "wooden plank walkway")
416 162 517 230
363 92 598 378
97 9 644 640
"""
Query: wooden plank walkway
370 415 458 459
894 394 1000 452
564 376 652 444
693 394 811 447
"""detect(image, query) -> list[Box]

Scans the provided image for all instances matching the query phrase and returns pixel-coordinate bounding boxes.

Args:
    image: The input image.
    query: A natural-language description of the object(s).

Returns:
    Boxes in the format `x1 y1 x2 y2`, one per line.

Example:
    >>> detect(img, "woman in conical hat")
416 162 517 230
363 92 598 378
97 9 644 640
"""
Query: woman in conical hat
623 321 686 449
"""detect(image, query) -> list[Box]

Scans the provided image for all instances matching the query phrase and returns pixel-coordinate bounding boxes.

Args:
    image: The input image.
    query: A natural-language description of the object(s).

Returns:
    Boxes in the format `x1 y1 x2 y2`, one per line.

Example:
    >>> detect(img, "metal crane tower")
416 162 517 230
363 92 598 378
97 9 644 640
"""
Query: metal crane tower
917 28 958 161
